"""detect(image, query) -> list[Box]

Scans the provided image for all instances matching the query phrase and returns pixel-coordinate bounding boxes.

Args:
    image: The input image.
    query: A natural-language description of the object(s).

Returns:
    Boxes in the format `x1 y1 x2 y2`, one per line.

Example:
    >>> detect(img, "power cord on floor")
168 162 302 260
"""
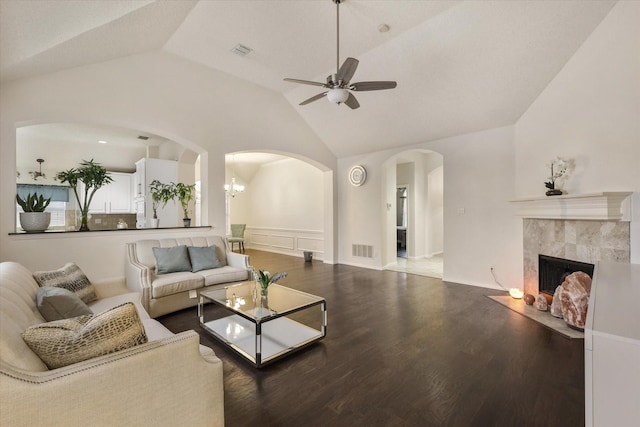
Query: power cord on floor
490 266 508 292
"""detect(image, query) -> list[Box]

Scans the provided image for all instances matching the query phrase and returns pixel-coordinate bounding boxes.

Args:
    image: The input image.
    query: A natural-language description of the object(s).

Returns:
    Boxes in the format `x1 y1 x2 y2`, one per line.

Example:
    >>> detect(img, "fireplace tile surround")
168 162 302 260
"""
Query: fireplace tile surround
523 219 630 295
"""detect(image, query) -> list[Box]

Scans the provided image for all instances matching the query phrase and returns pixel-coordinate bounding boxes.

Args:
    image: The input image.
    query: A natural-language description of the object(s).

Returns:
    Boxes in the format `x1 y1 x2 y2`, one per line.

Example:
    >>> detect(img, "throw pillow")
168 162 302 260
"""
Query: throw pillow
152 245 192 274
22 302 148 369
37 286 93 321
188 246 222 272
33 262 97 304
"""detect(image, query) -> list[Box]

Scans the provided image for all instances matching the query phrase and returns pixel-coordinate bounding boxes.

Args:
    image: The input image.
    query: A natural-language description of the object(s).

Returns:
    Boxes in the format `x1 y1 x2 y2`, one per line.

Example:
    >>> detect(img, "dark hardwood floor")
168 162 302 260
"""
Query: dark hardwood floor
158 250 584 427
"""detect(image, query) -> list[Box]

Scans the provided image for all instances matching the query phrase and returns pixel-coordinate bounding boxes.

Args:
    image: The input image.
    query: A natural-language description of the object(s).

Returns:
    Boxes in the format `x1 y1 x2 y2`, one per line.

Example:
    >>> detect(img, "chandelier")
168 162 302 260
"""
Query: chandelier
224 177 245 198
224 156 245 197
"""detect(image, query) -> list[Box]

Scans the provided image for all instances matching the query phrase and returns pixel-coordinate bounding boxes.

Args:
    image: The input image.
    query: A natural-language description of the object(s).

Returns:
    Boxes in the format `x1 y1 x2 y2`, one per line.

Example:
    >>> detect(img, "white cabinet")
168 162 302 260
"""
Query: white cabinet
585 261 640 427
87 172 134 213
134 158 178 228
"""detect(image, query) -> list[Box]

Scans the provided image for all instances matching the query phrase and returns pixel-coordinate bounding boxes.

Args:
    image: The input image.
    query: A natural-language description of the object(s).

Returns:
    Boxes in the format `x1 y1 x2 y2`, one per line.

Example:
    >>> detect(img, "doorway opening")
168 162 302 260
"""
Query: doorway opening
383 150 443 279
396 186 408 258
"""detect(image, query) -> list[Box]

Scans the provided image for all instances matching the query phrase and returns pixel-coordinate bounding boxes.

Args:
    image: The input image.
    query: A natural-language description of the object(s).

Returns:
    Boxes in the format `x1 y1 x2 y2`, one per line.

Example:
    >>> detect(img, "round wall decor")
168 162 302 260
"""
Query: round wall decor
348 165 367 186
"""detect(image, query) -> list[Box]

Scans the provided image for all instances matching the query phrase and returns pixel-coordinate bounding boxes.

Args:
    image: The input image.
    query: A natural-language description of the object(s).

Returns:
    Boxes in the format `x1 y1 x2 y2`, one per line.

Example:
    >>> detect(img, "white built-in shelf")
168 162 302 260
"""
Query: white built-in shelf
510 192 633 221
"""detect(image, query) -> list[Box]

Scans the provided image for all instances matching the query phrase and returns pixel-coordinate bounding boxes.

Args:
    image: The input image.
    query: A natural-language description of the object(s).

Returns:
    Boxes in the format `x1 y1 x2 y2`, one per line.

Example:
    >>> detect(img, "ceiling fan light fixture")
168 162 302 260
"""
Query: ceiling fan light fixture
327 88 349 104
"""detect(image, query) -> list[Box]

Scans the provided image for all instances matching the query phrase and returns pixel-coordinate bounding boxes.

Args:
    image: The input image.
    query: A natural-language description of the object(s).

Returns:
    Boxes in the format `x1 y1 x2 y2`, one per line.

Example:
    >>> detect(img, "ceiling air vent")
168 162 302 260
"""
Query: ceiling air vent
231 44 252 57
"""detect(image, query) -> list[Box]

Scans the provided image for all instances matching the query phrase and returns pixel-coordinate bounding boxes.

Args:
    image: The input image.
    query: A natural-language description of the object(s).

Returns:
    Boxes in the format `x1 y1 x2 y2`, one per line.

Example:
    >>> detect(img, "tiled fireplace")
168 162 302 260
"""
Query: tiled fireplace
512 192 634 296
523 219 629 295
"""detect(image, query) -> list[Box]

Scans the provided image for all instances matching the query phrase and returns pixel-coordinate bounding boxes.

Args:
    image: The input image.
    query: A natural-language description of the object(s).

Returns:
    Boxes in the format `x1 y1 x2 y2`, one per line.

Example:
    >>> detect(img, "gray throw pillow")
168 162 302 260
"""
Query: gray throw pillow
188 246 222 272
152 245 192 274
33 262 97 303
37 286 93 321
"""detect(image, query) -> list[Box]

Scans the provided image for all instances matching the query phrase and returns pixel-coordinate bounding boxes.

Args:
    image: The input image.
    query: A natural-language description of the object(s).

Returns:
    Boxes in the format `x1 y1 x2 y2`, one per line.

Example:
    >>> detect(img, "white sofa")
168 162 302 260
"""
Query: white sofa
126 235 250 318
0 261 224 427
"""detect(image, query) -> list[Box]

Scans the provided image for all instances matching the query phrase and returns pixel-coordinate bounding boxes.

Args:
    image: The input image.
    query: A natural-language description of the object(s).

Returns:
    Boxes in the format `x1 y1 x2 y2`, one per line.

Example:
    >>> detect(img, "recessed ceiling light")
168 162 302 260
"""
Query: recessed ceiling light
231 44 252 57
98 140 108 144
378 24 390 33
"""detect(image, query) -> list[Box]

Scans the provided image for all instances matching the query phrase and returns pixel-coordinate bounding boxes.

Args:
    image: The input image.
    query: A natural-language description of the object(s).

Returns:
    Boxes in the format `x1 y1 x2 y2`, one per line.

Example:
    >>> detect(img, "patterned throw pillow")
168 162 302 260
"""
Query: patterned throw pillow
22 302 148 369
33 263 97 304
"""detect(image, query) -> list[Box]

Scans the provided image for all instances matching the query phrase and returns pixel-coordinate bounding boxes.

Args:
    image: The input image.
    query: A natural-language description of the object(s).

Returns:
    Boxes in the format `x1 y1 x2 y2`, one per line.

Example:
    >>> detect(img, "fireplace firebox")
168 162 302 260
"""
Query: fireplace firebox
538 255 594 296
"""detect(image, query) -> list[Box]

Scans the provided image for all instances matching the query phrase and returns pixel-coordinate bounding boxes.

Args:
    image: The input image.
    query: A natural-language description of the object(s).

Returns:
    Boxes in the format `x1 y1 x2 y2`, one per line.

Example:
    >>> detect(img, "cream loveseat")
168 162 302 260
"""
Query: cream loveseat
0 261 224 427
126 235 250 318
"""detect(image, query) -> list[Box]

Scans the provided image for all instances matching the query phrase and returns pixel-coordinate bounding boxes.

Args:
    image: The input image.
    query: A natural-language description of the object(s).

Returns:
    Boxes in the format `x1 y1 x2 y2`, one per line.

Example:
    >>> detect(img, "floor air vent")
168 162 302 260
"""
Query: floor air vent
352 244 373 258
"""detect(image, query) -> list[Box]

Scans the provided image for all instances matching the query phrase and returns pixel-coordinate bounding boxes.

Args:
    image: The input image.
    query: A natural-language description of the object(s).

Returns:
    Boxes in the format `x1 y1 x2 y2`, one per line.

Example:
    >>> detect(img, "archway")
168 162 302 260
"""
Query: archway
381 149 443 277
224 151 335 263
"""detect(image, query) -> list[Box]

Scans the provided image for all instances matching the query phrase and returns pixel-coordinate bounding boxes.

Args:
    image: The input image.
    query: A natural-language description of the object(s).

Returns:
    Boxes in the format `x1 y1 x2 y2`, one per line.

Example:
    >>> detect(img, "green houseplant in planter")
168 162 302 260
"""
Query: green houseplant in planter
57 159 113 231
16 193 51 232
149 180 175 228
173 182 196 227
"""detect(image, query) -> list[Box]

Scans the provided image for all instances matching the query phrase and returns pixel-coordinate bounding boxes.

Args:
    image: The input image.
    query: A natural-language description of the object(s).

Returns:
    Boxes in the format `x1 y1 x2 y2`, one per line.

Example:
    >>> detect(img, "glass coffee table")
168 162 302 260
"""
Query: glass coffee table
198 282 327 368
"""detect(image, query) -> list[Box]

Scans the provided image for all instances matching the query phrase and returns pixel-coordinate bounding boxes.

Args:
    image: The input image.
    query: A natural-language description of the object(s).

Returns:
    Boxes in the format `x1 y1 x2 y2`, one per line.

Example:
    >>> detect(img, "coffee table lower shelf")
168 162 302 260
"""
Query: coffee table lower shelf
202 315 323 367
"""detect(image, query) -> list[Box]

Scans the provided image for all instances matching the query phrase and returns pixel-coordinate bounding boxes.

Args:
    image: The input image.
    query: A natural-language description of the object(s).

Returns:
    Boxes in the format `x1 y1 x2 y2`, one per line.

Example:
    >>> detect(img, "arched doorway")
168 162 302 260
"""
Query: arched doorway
225 151 334 262
382 149 443 278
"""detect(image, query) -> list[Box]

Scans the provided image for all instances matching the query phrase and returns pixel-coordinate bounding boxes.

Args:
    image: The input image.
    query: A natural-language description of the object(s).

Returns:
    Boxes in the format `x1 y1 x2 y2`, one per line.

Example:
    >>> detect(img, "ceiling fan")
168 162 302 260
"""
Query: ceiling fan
284 0 397 110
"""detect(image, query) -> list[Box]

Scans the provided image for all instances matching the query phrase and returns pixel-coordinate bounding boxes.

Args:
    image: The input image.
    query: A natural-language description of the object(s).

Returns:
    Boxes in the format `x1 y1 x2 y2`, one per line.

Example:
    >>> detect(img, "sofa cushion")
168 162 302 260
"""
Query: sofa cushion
153 245 192 274
33 262 97 304
151 272 204 299
88 292 150 320
201 266 250 286
36 286 92 321
22 302 148 369
188 246 221 272
134 236 229 270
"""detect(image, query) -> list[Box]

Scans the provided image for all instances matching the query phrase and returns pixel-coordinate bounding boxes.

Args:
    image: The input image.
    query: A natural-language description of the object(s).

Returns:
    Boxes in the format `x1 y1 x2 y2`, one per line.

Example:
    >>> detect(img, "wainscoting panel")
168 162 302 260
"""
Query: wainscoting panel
245 227 324 260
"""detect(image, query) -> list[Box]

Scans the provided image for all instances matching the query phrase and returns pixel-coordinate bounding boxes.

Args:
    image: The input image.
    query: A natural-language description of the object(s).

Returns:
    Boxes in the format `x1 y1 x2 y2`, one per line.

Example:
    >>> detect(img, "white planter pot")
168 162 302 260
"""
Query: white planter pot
150 218 160 228
19 212 51 233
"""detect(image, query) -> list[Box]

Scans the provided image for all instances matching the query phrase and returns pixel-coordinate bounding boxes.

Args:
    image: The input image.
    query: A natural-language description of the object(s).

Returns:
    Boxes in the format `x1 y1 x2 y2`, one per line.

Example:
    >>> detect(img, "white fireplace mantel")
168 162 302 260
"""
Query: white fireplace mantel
510 192 633 221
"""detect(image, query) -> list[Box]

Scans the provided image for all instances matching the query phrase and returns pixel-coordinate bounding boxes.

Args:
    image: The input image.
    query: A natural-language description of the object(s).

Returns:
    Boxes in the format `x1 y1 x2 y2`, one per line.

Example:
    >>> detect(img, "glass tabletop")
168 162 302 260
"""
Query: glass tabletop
200 282 324 321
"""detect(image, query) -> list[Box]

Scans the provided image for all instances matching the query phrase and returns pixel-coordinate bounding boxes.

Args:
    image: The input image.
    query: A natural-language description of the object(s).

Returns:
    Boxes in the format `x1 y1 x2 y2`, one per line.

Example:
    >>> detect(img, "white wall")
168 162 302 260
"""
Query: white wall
515 1 640 197
427 165 444 256
0 51 336 278
339 126 520 290
230 158 324 231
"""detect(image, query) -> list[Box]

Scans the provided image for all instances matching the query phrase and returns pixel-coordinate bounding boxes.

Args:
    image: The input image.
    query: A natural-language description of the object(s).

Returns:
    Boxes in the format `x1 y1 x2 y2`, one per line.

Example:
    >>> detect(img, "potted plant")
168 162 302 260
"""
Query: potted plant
57 159 113 231
173 182 196 227
148 180 175 228
16 193 51 232
249 267 287 308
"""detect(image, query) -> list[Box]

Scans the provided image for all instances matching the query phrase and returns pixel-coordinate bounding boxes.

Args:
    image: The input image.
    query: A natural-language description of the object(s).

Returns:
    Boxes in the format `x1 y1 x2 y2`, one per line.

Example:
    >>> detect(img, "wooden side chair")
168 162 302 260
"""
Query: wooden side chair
228 224 246 253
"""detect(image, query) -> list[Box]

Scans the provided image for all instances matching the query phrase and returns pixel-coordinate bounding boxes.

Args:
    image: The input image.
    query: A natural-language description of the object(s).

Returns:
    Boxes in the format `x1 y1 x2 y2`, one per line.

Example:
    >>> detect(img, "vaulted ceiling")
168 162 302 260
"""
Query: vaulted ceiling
0 0 617 158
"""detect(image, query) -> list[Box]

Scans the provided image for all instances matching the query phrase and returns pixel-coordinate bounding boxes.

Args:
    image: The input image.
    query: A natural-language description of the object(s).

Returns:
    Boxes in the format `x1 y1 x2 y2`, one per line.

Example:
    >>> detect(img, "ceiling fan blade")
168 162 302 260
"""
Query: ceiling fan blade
336 57 359 83
299 92 327 106
350 81 397 91
284 78 328 88
344 92 360 110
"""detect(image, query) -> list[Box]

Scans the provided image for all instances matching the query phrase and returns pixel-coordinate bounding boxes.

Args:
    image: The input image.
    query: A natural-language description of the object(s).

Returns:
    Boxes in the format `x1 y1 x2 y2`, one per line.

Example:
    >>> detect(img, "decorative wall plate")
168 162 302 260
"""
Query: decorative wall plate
349 165 367 187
